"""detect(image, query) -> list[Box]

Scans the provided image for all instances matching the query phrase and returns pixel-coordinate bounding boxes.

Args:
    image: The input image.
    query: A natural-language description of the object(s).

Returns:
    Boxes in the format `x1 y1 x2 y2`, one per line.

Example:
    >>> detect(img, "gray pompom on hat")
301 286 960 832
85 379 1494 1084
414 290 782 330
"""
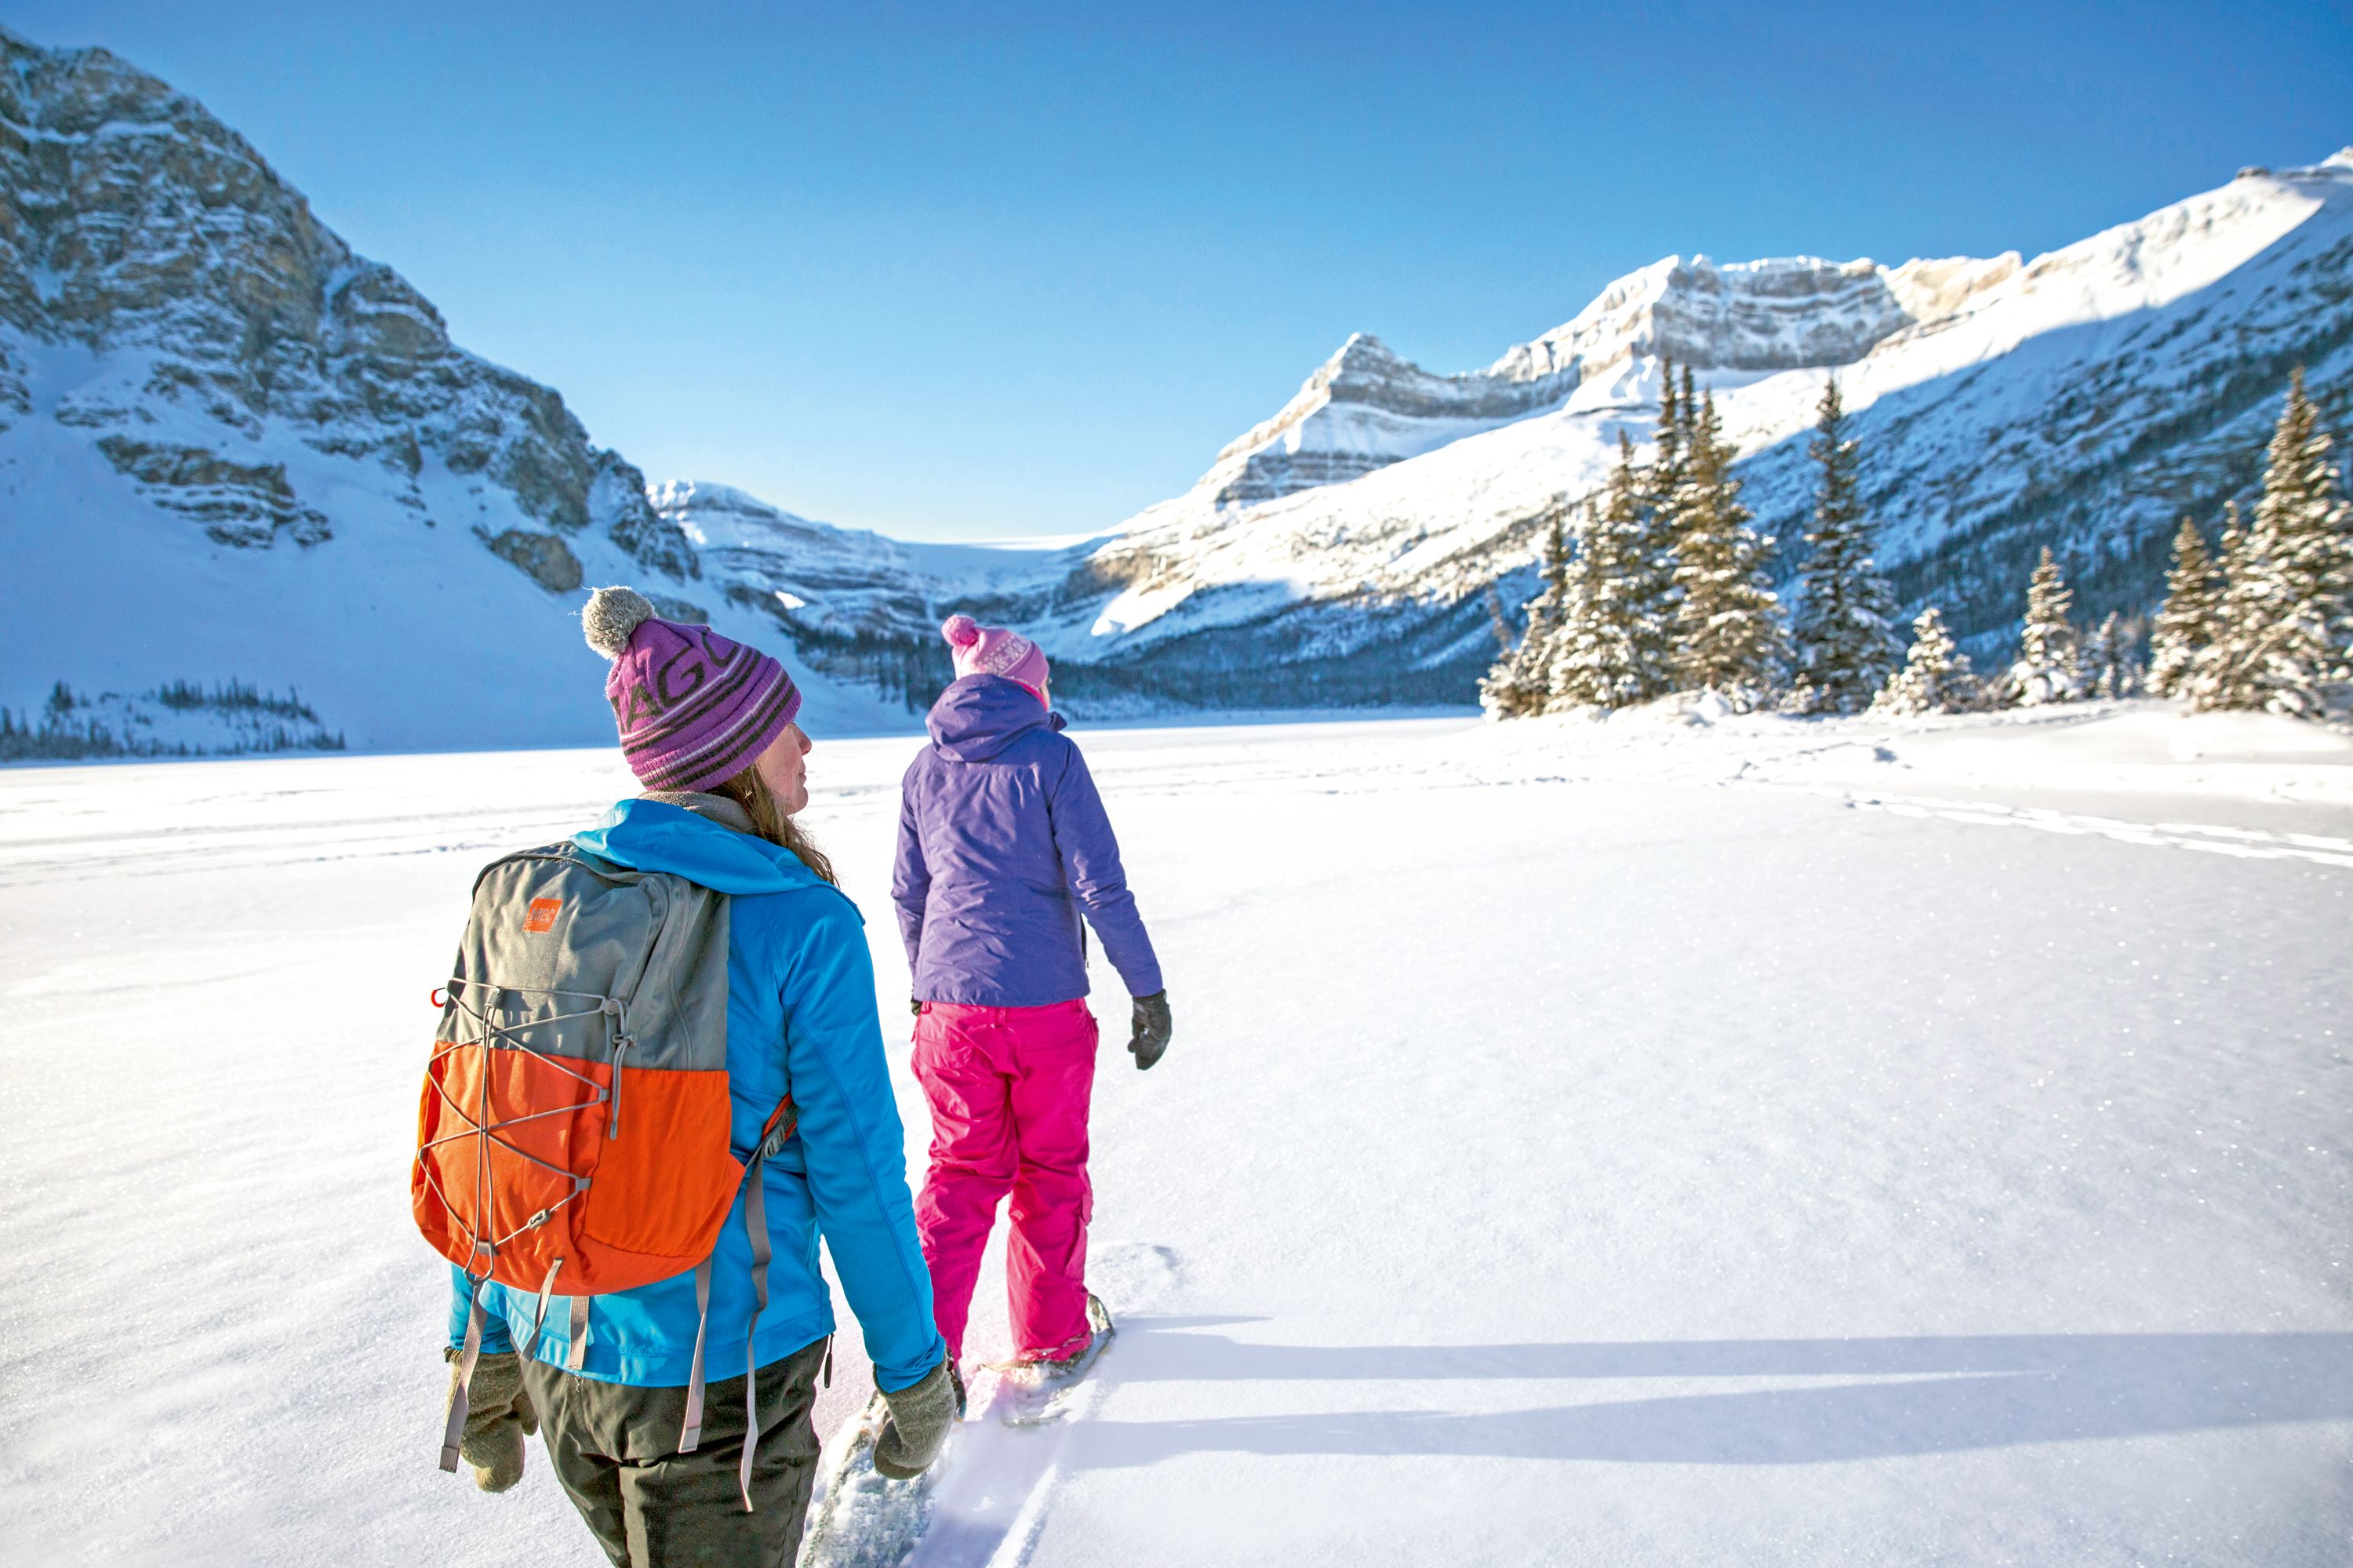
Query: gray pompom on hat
583 585 656 659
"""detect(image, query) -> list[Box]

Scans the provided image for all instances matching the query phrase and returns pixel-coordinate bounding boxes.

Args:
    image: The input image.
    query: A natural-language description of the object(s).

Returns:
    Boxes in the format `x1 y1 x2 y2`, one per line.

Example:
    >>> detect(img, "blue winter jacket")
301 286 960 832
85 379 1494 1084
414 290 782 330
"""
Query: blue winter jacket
893 675 1162 1007
446 797 946 1393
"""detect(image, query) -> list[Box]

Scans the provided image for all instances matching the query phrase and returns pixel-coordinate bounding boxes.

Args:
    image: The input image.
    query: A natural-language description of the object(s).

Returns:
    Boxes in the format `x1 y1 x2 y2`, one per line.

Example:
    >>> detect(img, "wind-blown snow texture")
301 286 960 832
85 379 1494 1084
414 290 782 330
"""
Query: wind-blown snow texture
5 17 2351 732
0 705 2346 1566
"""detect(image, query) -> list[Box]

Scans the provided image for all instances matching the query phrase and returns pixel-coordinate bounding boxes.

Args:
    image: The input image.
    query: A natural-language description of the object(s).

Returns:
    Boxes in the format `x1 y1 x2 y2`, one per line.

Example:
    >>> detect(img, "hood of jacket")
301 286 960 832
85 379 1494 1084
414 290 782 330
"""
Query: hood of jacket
573 796 825 896
926 674 1065 763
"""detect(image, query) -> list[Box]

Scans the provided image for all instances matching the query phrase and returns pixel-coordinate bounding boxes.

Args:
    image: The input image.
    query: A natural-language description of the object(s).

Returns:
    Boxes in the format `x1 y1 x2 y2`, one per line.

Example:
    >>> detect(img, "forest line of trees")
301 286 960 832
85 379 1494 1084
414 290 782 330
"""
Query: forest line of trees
1482 365 2351 723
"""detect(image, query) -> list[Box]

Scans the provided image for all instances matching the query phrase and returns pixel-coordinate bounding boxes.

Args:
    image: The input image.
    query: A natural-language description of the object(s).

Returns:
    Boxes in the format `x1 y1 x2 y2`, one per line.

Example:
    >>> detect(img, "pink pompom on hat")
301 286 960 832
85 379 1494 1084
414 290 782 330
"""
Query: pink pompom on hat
941 613 1049 699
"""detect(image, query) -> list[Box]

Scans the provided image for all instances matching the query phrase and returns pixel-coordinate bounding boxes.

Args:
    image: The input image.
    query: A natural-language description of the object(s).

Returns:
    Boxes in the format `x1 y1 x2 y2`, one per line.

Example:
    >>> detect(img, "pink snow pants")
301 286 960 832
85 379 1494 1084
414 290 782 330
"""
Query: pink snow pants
911 999 1098 1362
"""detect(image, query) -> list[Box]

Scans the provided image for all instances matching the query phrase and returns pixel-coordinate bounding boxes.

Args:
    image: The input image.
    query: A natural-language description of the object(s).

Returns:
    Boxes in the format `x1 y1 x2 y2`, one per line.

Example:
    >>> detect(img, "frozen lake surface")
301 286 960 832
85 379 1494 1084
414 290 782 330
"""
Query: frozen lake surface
2 702 2348 1566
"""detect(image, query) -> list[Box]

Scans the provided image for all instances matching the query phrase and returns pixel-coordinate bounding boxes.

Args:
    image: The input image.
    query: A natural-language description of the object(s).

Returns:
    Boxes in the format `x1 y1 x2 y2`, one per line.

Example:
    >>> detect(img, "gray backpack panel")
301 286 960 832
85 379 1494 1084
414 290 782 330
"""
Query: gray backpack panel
437 842 730 1074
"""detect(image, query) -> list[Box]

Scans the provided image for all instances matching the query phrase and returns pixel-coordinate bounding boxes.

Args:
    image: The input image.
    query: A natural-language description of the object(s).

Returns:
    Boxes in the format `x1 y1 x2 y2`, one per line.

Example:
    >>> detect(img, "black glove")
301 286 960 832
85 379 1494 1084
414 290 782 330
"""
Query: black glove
873 1358 958 1480
442 1348 536 1493
910 998 922 1018
1128 991 1171 1070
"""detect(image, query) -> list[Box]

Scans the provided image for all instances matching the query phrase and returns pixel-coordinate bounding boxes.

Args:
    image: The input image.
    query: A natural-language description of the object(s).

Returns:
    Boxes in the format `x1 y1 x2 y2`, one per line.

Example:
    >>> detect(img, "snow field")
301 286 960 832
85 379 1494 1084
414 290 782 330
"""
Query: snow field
0 708 2347 1566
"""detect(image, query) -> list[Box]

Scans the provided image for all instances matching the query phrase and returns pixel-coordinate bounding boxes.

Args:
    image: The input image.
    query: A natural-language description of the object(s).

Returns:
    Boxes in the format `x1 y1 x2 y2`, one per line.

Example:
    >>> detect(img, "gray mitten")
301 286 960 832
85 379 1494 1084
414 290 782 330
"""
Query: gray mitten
443 1348 537 1493
872 1359 958 1481
1129 991 1172 1070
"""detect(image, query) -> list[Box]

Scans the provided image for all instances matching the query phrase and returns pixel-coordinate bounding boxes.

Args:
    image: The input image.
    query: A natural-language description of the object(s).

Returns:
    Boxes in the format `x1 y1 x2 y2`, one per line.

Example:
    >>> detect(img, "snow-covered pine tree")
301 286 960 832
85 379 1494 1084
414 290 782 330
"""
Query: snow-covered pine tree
1645 362 1694 669
1869 606 1976 715
2147 515 2220 697
1479 504 1570 718
2191 367 2352 718
1787 376 1903 714
2079 613 2111 699
1653 358 1686 511
1544 499 1608 708
1550 437 1676 708
2189 501 2250 706
1671 388 1787 705
2002 546 2086 706
2082 611 2138 697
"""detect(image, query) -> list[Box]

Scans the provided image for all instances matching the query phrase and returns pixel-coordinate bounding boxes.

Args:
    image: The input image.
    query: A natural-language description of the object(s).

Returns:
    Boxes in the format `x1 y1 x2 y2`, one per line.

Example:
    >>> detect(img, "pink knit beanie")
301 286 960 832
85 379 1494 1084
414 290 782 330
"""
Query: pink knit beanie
941 613 1049 698
583 587 802 791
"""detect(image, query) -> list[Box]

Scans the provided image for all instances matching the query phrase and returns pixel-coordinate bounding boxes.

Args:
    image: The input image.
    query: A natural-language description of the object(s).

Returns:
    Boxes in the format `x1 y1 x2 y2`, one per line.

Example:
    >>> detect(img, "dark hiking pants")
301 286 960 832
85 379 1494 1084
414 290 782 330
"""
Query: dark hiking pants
519 1335 829 1568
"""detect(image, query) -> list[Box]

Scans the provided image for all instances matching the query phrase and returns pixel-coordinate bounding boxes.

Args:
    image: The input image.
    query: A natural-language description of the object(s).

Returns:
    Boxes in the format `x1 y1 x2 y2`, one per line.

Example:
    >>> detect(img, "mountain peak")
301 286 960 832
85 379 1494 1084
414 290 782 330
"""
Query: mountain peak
1187 245 2024 512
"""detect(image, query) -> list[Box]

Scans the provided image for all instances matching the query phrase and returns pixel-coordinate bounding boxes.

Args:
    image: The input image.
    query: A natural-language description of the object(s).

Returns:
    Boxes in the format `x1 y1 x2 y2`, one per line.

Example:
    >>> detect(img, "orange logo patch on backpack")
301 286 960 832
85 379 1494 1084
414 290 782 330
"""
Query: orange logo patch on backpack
523 897 561 933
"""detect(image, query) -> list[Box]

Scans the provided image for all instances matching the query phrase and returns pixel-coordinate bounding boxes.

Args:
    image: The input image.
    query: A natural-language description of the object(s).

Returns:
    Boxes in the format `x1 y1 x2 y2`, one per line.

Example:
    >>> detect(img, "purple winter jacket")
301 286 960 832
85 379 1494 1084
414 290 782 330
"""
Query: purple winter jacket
893 675 1162 1007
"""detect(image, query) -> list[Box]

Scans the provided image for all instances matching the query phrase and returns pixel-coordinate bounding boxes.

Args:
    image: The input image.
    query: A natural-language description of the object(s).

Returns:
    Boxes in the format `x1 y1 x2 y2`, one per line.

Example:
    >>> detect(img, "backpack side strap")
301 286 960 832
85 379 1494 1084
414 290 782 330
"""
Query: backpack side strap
438 1272 493 1473
674 1094 797 1506
734 1143 776 1512
567 1293 591 1370
678 1260 714 1451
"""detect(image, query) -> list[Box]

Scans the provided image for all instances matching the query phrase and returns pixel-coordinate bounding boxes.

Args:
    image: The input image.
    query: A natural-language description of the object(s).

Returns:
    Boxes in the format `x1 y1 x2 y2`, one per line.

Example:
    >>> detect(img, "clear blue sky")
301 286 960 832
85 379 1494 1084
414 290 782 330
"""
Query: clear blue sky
11 2 2350 539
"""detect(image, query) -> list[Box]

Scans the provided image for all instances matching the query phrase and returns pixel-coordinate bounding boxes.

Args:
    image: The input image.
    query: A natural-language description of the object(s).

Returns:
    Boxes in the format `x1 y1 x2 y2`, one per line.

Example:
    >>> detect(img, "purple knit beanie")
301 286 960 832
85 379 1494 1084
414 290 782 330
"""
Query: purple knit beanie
941 613 1049 698
583 586 802 791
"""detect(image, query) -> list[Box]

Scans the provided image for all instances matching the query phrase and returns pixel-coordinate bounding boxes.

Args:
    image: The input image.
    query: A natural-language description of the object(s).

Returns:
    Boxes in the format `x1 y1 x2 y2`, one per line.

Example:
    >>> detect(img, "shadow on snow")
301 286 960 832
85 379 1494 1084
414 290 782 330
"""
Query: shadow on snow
1068 1319 2353 1468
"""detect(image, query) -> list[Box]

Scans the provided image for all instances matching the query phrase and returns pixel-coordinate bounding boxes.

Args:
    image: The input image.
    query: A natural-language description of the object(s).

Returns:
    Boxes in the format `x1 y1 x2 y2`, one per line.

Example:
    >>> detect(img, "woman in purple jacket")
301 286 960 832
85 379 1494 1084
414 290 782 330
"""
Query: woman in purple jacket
892 614 1171 1381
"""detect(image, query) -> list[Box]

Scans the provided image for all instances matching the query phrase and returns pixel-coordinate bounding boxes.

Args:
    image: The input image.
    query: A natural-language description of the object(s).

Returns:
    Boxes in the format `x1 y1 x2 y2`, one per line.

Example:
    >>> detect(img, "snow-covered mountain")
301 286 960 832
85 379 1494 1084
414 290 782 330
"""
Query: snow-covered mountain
1047 158 2352 692
0 27 896 753
670 153 2351 705
6 20 2348 742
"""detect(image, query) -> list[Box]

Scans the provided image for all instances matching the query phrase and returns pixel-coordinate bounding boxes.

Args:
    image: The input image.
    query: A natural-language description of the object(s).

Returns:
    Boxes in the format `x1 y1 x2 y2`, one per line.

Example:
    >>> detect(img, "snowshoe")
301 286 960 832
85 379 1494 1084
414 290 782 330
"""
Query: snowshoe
797 1388 941 1568
990 1293 1115 1428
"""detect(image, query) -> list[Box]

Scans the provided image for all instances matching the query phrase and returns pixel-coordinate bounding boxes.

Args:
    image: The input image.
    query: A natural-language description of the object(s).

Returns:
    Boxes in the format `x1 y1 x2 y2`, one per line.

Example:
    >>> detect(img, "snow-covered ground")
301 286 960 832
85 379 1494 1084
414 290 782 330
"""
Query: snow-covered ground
1 703 2348 1566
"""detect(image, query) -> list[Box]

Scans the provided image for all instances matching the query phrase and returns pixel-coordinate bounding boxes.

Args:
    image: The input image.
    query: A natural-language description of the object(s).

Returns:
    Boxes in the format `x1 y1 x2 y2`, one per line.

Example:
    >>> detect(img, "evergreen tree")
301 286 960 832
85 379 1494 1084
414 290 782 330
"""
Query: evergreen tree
2082 611 2138 698
2189 500 2249 707
1644 363 1695 672
2191 368 2352 717
1551 438 1677 708
2080 613 2113 699
1671 388 1787 704
1480 504 1570 718
2147 515 2220 697
1485 584 1515 653
1652 358 1686 515
1787 376 1904 714
2002 546 2086 706
1870 606 1977 715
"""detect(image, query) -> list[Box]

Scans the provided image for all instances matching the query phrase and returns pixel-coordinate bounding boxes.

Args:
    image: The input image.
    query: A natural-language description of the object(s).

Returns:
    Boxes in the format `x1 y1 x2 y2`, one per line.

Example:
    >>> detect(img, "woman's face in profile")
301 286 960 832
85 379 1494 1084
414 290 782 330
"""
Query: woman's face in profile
755 722 813 815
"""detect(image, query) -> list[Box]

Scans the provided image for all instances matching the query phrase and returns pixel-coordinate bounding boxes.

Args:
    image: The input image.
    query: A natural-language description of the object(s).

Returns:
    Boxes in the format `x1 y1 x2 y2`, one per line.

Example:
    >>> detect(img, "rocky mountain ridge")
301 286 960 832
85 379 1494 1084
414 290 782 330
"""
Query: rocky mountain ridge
0 26 694 580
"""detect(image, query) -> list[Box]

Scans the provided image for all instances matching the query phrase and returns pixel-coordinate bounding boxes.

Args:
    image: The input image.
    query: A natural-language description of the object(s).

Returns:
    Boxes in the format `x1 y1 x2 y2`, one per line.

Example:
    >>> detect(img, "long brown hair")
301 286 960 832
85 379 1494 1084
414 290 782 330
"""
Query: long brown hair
715 764 838 887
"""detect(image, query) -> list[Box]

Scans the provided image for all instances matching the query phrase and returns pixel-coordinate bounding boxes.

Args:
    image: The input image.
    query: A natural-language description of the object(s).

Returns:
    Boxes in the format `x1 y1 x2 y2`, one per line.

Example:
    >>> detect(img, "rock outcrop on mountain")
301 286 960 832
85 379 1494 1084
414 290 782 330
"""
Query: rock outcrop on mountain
0 27 695 575
1192 253 2031 515
1195 333 1584 507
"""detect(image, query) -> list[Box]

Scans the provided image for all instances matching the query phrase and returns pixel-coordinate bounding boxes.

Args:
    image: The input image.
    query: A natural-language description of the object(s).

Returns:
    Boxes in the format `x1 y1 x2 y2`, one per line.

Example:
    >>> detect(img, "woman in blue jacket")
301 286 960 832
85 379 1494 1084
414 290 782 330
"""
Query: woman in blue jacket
441 588 955 1566
893 615 1173 1382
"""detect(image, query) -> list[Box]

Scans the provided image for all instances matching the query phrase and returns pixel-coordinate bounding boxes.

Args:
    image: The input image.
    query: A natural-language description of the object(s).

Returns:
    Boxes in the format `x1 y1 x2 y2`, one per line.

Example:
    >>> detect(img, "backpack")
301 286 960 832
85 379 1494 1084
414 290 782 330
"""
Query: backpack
413 839 796 1504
